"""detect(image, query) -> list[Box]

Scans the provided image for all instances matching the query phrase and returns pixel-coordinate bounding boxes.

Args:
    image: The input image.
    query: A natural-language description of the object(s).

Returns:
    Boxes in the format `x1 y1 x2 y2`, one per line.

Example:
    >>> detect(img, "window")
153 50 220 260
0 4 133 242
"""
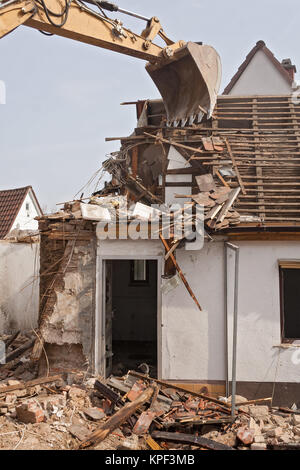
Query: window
279 261 300 342
130 260 149 285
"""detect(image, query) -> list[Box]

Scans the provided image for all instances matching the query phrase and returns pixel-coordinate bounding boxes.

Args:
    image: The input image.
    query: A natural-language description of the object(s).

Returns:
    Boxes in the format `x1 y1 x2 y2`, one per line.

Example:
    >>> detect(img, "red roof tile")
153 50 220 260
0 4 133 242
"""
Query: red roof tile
223 40 294 94
0 186 33 239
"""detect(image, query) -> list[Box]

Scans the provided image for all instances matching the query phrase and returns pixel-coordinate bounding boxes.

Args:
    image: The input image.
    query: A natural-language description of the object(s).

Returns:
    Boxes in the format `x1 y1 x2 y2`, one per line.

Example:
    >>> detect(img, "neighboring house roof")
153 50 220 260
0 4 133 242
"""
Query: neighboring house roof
0 186 42 239
223 40 295 94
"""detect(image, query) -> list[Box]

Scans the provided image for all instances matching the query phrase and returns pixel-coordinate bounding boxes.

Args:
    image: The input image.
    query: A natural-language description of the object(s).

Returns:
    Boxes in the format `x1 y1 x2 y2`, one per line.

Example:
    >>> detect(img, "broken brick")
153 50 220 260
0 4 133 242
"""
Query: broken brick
127 380 147 402
237 427 255 445
16 400 45 424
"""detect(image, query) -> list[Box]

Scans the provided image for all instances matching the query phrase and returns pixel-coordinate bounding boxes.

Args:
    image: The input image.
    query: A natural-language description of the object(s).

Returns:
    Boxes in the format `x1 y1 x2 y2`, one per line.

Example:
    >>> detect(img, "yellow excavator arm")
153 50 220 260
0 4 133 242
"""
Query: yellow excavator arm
0 0 221 125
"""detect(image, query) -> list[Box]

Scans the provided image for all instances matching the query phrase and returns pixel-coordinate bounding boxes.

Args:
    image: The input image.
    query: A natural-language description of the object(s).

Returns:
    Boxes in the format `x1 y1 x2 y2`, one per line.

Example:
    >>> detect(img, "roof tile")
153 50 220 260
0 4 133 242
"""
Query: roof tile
0 186 31 238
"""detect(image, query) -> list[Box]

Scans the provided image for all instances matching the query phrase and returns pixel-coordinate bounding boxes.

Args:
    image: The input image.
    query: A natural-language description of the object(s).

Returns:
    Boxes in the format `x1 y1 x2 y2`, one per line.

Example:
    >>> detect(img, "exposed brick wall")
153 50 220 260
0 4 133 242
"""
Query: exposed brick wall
37 219 97 373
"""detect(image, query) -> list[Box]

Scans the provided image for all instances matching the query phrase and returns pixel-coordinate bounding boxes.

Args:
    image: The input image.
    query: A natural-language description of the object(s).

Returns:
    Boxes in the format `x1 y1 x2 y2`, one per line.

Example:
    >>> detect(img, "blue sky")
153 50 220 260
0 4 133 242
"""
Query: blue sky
0 0 299 210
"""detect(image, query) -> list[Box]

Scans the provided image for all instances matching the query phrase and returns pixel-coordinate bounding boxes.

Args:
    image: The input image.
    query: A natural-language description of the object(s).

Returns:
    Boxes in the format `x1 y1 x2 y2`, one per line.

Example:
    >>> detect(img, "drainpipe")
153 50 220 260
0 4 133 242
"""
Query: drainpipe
224 243 229 397
224 242 240 418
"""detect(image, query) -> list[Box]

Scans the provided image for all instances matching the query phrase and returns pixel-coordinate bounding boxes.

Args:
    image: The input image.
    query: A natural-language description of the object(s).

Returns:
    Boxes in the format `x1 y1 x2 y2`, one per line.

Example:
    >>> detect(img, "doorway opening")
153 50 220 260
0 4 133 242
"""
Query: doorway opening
104 259 158 378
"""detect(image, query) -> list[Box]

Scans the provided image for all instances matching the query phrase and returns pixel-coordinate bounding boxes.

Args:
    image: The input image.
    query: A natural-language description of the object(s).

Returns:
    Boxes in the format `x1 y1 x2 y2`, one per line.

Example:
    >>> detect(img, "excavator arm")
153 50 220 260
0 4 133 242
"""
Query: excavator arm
0 0 221 125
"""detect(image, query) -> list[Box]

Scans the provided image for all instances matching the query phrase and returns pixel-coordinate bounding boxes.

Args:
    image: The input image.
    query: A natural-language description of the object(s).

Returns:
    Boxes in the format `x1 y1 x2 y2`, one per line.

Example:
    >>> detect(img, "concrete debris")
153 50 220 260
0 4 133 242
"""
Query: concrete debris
83 407 106 421
251 442 267 450
292 414 300 426
237 427 255 445
249 406 270 421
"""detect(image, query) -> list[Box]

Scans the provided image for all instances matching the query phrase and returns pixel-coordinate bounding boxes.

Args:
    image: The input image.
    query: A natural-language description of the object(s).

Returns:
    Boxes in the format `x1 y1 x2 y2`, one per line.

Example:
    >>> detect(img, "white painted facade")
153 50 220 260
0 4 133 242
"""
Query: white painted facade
10 189 41 233
0 241 39 333
227 50 293 95
96 238 300 386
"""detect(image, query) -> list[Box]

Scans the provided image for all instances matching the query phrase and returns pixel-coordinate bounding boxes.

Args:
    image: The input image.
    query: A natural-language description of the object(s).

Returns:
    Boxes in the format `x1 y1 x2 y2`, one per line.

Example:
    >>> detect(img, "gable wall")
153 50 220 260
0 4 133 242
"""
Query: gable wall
228 50 292 95
11 191 40 233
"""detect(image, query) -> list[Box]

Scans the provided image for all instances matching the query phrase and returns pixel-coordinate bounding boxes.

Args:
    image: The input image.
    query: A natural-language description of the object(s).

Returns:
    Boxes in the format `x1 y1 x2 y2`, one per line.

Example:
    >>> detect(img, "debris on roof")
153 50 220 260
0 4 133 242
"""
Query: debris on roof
104 94 300 227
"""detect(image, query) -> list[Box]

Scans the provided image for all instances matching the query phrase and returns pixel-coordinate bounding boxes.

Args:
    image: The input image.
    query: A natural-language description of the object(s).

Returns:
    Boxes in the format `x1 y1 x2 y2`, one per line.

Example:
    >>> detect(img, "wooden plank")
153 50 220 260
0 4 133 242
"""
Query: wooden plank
143 131 204 156
0 338 35 367
228 233 300 241
146 436 163 450
237 202 300 206
128 371 232 412
151 431 234 451
159 234 202 311
78 386 155 449
225 138 246 194
0 375 62 394
215 169 230 188
164 240 180 261
217 188 241 223
131 146 138 179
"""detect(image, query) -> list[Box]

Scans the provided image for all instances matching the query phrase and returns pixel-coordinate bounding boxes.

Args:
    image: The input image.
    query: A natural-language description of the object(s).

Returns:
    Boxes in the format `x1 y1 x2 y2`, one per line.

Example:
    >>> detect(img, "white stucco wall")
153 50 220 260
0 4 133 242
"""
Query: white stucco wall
97 237 300 385
10 191 40 233
226 241 300 385
228 50 292 95
0 241 39 333
162 241 225 380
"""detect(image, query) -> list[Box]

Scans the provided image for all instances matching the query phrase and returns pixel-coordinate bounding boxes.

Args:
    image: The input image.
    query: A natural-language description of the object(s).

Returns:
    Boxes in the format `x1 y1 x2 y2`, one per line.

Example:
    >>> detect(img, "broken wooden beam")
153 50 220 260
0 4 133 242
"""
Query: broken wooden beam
225 138 246 195
128 371 233 414
237 397 272 406
94 380 123 408
215 169 230 188
78 386 155 449
0 375 62 395
159 233 202 311
152 431 234 450
216 188 241 223
5 331 20 349
143 131 204 156
145 436 163 450
0 338 35 368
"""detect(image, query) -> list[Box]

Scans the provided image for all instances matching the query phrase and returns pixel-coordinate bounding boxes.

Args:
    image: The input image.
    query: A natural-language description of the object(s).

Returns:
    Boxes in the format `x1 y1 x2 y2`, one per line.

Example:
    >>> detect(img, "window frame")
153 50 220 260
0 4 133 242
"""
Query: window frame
278 260 300 343
129 259 150 286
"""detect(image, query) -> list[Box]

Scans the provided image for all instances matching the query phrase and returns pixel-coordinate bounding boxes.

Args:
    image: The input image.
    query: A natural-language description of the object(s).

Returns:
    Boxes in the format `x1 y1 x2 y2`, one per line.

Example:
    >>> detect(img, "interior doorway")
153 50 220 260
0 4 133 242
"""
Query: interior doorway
104 259 158 378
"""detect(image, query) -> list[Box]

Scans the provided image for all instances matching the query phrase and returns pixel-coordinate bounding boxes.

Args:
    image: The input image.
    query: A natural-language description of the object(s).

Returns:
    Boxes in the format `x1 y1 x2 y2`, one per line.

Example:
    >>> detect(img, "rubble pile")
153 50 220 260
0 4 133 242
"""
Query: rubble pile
0 347 300 451
0 332 37 383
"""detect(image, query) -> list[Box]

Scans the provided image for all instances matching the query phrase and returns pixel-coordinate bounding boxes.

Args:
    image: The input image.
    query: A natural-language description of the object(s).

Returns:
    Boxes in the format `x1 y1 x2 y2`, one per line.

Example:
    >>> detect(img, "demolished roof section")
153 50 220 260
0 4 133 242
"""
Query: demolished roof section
104 94 300 229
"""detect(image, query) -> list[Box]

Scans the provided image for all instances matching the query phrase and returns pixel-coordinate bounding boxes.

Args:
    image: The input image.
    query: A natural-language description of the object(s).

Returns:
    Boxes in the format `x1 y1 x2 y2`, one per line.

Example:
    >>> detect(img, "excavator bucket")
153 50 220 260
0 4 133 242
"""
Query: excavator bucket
146 42 221 126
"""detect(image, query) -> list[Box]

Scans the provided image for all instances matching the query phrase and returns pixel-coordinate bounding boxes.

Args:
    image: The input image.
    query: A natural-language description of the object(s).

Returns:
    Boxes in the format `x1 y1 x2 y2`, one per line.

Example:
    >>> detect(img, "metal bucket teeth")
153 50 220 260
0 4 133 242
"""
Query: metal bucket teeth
146 42 221 124
180 117 188 127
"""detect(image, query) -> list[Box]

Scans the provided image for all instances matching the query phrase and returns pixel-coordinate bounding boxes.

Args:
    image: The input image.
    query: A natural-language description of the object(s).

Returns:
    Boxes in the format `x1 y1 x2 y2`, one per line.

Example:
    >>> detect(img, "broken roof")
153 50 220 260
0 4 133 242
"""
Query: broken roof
223 40 295 95
0 186 42 239
103 94 300 230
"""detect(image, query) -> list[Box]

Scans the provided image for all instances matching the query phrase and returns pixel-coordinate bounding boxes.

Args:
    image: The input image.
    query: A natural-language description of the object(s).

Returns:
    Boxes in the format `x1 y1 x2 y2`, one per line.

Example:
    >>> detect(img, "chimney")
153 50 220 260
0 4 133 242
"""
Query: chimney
281 58 297 81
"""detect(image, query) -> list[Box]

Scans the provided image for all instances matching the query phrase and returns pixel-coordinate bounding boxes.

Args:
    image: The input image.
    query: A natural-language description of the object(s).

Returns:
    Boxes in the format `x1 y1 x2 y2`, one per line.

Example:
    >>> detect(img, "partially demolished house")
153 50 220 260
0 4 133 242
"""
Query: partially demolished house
36 94 300 406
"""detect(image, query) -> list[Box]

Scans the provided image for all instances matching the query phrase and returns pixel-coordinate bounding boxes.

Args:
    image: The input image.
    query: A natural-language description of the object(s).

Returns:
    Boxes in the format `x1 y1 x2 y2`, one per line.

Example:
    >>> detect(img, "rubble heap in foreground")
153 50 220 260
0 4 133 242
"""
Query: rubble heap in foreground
0 332 300 451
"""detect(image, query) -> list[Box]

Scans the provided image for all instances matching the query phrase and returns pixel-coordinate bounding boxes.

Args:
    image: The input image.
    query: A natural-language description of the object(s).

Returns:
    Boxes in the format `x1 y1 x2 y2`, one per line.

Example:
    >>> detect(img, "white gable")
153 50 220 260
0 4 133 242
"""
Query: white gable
228 49 292 95
11 190 41 232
